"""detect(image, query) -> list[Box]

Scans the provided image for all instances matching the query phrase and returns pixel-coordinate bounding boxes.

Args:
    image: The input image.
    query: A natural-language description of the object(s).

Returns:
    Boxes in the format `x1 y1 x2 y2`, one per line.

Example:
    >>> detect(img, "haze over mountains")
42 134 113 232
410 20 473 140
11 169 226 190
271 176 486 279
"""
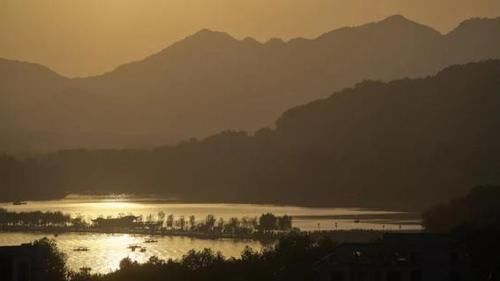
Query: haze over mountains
2 60 500 209
1 15 500 153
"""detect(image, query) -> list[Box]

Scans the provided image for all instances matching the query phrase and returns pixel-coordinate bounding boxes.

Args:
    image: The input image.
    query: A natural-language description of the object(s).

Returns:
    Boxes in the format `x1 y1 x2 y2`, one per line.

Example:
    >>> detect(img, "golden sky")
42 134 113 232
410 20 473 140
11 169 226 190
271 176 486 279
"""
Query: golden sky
1 0 499 77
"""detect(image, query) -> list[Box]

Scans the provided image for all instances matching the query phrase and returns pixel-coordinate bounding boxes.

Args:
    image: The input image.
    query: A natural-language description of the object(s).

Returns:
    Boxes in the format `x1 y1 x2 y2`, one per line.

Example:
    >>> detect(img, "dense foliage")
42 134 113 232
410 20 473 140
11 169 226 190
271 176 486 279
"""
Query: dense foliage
69 234 336 281
33 238 69 281
422 186 500 279
0 208 71 226
33 229 500 281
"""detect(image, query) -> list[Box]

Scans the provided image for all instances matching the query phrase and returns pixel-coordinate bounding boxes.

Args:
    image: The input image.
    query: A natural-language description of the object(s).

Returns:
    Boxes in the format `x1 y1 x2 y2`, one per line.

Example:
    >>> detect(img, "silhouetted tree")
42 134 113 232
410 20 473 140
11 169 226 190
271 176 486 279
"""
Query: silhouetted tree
259 213 277 231
33 238 68 281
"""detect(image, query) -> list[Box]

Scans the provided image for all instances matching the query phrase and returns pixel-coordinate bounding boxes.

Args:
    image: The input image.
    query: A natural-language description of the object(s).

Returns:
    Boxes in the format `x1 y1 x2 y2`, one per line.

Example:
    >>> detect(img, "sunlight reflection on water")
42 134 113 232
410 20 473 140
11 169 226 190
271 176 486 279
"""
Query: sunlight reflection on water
0 199 422 231
0 232 263 274
0 199 422 273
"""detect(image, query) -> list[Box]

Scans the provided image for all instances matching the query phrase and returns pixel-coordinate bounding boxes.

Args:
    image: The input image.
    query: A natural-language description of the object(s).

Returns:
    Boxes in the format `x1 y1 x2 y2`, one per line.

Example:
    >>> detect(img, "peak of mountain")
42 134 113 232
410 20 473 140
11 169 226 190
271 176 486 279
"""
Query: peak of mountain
368 14 440 35
317 15 441 42
379 14 416 25
183 29 240 46
2 16 500 154
105 29 266 81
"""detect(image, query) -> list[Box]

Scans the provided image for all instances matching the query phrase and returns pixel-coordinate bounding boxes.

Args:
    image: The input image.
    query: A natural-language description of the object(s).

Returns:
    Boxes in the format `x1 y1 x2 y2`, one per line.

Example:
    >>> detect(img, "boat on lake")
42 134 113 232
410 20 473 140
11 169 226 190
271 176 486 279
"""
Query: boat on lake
128 244 141 251
73 247 89 252
12 201 27 206
144 239 159 243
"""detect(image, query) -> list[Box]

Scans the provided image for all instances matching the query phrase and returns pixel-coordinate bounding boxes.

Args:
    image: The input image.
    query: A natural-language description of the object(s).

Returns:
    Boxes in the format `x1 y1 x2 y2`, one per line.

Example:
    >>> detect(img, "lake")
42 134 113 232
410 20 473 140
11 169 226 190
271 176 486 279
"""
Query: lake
0 198 422 273
0 232 263 274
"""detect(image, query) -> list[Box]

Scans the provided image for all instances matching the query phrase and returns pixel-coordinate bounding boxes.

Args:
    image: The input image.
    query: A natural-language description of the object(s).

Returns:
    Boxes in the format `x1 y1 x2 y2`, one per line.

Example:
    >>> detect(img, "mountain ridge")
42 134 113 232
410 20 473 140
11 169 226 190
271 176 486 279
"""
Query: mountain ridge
1 14 493 79
2 60 500 210
1 15 500 153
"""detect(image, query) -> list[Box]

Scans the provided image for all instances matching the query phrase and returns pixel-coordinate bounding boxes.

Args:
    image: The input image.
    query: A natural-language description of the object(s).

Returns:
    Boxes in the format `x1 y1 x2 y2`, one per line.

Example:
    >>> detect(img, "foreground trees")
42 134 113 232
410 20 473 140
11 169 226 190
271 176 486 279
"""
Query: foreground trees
422 186 500 280
69 233 335 281
34 225 500 281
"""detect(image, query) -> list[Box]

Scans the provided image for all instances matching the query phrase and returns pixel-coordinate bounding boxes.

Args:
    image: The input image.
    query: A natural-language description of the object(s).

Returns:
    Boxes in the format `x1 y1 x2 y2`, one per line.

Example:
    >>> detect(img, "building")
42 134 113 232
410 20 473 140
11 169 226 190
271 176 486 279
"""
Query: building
0 244 46 281
315 233 471 281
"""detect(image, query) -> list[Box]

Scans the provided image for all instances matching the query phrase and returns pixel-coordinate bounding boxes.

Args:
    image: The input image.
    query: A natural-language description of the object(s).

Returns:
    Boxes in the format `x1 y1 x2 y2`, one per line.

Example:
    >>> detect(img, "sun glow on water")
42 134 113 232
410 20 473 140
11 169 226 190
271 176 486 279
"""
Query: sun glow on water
0 232 262 274
87 201 142 210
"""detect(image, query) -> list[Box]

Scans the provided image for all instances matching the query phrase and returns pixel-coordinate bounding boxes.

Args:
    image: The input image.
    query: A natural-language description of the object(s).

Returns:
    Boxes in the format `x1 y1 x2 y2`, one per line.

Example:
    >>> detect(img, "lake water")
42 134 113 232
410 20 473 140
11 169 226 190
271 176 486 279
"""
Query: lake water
0 199 422 273
0 232 263 274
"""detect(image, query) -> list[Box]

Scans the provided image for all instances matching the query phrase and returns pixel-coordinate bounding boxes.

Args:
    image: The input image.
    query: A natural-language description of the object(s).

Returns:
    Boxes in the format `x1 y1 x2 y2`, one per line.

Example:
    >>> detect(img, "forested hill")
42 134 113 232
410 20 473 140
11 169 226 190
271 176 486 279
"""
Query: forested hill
1 16 500 152
2 61 500 210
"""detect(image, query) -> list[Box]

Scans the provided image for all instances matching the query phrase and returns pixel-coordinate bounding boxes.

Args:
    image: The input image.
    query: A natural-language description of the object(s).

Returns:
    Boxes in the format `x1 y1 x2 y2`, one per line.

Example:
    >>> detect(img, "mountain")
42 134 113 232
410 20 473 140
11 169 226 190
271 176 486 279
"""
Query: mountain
3 60 500 210
1 15 500 153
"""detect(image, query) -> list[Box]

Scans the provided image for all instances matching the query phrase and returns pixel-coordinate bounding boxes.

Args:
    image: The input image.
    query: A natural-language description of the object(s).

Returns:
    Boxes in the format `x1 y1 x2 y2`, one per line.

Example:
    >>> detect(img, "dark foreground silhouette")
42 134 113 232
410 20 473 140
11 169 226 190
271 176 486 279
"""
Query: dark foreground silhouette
423 185 500 232
12 227 500 281
5 186 500 281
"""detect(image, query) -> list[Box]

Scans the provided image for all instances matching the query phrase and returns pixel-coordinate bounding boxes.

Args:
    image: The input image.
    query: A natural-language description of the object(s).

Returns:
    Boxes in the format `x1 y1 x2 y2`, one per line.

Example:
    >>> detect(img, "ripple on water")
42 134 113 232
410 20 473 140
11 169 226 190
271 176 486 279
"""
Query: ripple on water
0 232 264 274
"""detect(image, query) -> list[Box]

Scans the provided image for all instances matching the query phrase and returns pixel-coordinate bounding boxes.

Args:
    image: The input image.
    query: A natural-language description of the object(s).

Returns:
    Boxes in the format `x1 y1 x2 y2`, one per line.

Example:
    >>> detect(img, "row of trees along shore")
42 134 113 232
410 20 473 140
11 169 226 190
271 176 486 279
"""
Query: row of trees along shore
0 209 293 239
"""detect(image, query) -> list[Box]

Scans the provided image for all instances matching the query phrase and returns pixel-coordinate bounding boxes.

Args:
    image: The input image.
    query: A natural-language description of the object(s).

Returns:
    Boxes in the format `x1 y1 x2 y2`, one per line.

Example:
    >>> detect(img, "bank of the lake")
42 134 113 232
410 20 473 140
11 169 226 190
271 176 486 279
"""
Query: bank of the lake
0 200 422 231
0 200 422 274
0 231 265 274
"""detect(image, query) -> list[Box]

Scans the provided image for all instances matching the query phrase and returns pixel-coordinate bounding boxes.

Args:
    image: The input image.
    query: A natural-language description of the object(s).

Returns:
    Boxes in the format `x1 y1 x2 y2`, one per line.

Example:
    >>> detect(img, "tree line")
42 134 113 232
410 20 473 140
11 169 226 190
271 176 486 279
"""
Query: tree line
32 234 337 281
0 209 293 237
0 208 71 227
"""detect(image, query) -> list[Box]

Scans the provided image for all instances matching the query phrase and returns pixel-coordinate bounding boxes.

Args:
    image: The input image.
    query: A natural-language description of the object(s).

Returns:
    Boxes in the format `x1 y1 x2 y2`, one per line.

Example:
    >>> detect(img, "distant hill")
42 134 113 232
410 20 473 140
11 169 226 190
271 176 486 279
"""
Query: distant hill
423 186 500 232
2 60 500 210
1 15 500 153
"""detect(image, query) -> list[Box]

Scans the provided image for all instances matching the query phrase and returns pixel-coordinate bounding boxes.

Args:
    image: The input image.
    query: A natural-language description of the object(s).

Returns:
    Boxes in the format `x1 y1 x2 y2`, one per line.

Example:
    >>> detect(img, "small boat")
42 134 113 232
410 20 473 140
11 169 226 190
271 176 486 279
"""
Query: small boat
79 267 92 273
128 245 141 251
144 239 158 243
12 201 27 206
73 247 89 252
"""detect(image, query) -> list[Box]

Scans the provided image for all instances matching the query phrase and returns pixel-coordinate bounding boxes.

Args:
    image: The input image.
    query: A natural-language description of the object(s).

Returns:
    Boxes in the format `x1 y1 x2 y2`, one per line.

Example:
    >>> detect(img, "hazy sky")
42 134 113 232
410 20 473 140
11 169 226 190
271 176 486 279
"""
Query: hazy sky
1 0 499 77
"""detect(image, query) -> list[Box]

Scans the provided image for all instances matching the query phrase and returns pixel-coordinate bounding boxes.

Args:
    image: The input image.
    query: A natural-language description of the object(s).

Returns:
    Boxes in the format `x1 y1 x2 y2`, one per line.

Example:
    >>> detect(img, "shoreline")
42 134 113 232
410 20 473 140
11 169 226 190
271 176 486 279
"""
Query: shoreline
0 227 421 244
0 197 425 213
0 226 281 242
